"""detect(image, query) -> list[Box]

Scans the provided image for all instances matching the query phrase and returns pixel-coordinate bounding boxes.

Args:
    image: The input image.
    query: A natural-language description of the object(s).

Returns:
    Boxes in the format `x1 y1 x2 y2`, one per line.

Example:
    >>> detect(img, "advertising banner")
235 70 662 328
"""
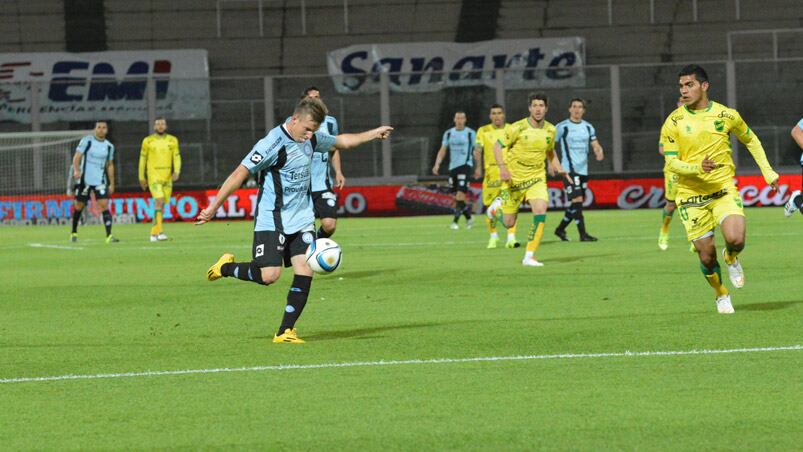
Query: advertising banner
0 49 210 122
327 38 585 94
1 174 799 225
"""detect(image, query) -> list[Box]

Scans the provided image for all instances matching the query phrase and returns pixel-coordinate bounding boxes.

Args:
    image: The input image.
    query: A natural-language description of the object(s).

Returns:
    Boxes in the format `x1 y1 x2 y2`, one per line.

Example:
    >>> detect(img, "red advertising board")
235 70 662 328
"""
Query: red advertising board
1 174 800 225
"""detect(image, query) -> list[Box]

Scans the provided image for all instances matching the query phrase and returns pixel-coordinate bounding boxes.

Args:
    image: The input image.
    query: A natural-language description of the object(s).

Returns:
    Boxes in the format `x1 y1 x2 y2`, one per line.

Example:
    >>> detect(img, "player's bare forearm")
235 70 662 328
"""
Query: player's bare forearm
792 126 803 150
592 140 604 161
196 165 249 224
432 147 447 174
107 163 115 193
72 152 82 178
331 150 343 174
334 126 393 150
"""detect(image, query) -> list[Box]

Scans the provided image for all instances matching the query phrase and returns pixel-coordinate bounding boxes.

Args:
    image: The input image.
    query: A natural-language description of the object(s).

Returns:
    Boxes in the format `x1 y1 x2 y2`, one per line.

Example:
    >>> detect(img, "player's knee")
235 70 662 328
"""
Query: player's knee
727 237 745 251
255 265 280 285
503 217 516 228
321 218 336 234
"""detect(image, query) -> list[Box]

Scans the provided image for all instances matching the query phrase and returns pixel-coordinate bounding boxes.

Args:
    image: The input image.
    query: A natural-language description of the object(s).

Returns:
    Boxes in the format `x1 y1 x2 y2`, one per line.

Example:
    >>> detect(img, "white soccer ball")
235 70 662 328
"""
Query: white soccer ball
305 238 342 273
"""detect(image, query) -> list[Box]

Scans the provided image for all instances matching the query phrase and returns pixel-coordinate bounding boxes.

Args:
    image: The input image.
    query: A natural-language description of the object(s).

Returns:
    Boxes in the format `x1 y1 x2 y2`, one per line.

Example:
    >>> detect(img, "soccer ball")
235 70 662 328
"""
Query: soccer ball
305 238 342 273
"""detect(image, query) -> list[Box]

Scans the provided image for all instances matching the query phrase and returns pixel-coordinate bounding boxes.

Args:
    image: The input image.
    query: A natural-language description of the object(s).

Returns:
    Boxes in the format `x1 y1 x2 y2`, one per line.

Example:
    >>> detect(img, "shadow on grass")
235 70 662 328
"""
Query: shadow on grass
547 253 617 263
737 300 803 311
292 322 444 341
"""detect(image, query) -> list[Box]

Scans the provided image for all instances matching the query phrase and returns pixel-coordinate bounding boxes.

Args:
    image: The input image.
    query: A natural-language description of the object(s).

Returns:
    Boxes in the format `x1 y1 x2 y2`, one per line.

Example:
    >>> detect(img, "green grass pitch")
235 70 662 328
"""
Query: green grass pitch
1 208 801 449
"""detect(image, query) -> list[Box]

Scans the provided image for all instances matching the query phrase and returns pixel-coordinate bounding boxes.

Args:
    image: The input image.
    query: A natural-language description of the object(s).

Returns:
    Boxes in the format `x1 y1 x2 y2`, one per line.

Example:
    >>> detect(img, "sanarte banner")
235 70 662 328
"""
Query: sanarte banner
326 38 585 94
0 50 210 123
1 175 799 225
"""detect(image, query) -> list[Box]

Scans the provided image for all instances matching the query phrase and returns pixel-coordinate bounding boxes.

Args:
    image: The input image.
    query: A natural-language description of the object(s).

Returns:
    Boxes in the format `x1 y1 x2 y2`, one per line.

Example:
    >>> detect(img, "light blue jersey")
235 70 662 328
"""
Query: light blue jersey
442 127 476 170
75 135 115 186
555 119 596 175
798 118 803 165
284 115 339 192
242 125 336 234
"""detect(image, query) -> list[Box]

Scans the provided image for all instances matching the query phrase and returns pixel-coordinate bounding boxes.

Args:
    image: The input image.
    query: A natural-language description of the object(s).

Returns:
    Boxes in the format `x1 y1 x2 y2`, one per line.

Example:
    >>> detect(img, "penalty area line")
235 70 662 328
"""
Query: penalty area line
1 344 801 384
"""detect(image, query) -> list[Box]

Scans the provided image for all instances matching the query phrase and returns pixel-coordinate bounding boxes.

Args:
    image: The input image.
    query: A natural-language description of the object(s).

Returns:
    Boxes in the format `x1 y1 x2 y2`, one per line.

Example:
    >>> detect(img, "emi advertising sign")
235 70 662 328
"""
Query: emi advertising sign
0 175 800 225
327 38 585 94
0 49 211 123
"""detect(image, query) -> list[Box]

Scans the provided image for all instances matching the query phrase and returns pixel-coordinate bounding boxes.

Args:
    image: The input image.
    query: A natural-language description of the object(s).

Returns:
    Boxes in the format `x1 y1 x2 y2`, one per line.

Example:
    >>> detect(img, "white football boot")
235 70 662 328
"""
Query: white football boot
716 294 735 314
783 190 801 217
722 249 745 288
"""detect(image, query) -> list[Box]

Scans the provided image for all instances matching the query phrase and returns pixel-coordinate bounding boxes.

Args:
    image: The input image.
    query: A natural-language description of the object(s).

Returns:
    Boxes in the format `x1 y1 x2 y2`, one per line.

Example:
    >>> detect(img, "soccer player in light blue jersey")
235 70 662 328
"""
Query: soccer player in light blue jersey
432 111 477 229
196 97 392 344
553 98 604 242
783 117 803 217
70 120 119 243
300 86 345 239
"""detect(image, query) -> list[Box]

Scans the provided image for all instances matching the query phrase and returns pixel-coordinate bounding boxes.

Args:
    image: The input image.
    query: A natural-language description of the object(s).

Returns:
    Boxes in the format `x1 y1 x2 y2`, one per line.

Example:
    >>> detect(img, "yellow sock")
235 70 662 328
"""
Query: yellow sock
156 211 163 234
724 248 739 265
526 214 546 253
508 223 517 235
660 210 673 234
702 264 729 297
485 216 496 234
150 224 158 236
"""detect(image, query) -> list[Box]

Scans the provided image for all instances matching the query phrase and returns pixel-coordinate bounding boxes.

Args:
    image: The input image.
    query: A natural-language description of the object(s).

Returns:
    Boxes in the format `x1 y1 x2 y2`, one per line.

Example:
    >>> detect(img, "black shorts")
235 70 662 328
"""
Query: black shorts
563 173 589 199
252 229 316 268
312 190 338 219
74 183 110 202
448 165 471 193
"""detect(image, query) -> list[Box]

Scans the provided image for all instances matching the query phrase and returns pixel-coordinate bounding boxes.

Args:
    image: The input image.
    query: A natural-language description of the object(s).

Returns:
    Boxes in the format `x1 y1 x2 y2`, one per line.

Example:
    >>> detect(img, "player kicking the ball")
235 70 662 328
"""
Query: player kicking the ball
196 97 392 343
660 65 778 314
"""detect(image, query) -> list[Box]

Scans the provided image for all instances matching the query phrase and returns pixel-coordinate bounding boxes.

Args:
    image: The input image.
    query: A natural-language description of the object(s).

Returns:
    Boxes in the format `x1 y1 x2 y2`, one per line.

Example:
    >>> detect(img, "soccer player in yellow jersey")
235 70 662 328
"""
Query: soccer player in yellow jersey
139 117 181 242
473 103 518 249
658 98 685 251
660 65 779 314
488 92 570 267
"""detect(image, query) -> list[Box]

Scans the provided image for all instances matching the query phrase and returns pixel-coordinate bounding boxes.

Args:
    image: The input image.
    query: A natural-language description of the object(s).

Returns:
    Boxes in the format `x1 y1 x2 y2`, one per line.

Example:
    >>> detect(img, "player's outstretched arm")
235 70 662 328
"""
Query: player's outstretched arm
334 126 393 150
733 113 778 188
196 165 250 225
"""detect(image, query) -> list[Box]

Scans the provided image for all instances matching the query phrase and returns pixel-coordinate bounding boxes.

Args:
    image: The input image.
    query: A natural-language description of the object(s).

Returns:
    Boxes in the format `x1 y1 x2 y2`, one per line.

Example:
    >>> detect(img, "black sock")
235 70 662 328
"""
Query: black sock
222 262 267 285
278 274 313 335
556 206 573 232
453 200 465 223
794 193 803 211
102 210 112 236
462 202 472 220
317 225 331 239
573 202 586 235
71 209 82 233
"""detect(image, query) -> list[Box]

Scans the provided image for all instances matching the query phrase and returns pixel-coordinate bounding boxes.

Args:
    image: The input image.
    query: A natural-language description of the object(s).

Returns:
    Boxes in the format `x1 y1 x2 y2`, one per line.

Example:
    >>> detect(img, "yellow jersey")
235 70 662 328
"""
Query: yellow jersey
476 123 511 170
139 133 181 182
660 102 777 194
499 117 556 181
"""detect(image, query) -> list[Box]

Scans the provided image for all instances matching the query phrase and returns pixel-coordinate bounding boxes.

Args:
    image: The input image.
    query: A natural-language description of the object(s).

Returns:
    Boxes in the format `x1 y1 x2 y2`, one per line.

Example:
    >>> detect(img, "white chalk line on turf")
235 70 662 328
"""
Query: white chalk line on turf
2 344 800 385
28 243 83 250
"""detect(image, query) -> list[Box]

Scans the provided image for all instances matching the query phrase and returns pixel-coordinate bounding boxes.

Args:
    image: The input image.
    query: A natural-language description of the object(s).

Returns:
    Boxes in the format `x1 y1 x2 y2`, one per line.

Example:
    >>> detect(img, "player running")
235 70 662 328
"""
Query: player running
783 117 803 217
473 104 518 248
139 117 181 242
197 97 392 344
553 98 604 242
487 92 570 267
660 64 779 314
432 111 477 230
70 120 118 244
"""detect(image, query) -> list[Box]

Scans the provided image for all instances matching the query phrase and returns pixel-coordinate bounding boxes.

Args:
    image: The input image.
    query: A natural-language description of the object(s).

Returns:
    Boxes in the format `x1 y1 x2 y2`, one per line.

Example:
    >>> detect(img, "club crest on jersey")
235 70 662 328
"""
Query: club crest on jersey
714 120 725 132
686 125 693 134
302 232 314 244
278 234 286 245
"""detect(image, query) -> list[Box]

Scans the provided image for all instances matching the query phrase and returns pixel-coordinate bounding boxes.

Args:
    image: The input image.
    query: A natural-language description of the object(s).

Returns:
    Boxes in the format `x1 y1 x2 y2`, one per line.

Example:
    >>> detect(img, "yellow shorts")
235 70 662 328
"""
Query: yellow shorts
482 176 503 206
664 171 679 202
149 179 173 201
500 177 548 215
677 186 744 241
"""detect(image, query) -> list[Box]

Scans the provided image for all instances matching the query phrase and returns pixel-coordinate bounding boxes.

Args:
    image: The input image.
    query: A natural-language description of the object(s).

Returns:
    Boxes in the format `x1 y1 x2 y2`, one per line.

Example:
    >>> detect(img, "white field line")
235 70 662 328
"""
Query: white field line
1 345 800 385
28 243 83 250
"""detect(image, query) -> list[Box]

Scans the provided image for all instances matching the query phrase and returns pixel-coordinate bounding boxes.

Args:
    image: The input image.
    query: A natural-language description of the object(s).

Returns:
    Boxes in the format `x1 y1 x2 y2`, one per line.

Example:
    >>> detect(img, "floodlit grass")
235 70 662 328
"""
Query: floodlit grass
1 208 801 449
